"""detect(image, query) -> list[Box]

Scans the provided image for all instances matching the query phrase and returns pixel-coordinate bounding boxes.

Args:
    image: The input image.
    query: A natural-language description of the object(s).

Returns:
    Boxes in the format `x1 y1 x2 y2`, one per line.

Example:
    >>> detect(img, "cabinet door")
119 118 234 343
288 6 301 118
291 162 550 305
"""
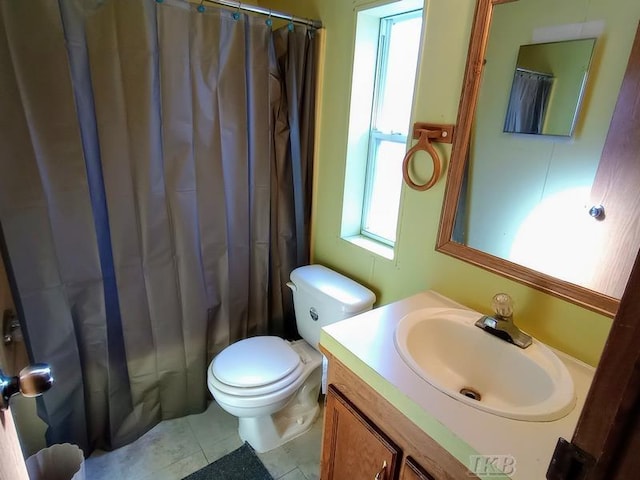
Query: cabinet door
322 385 399 480
400 457 436 480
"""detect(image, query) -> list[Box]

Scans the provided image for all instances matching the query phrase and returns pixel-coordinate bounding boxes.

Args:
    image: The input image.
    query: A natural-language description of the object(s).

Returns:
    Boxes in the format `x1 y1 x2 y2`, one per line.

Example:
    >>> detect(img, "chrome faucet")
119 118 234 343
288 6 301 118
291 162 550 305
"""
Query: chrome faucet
475 293 532 349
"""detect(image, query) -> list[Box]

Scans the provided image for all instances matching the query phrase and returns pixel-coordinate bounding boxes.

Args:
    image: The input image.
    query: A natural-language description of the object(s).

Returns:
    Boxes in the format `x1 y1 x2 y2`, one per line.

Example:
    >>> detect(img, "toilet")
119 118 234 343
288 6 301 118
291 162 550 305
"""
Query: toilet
207 264 376 453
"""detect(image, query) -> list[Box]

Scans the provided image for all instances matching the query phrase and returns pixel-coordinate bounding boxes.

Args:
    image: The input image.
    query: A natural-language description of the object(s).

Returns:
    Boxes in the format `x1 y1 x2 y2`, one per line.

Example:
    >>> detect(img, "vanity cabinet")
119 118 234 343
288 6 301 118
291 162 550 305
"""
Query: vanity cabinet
320 350 478 480
400 457 436 480
322 385 399 479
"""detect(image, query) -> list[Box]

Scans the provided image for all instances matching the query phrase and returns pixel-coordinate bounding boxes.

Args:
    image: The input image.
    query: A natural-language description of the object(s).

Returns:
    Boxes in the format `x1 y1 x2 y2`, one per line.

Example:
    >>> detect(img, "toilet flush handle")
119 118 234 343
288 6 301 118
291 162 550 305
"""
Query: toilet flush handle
286 282 297 292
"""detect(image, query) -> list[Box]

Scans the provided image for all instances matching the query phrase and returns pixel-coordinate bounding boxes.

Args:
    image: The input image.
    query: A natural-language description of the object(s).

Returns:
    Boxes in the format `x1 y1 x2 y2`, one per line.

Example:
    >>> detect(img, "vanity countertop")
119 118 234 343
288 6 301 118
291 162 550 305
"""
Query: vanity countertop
319 290 595 480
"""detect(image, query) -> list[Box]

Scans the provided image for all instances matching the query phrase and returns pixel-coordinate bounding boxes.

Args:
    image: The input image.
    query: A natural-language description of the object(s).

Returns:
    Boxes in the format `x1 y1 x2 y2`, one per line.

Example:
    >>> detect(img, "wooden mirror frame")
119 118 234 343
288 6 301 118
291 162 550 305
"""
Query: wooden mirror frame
435 0 618 317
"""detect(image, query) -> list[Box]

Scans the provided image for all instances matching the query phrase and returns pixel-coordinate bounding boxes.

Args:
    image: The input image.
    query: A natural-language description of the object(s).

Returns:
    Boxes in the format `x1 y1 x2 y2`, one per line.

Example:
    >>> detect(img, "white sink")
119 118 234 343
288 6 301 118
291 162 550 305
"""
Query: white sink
394 307 576 421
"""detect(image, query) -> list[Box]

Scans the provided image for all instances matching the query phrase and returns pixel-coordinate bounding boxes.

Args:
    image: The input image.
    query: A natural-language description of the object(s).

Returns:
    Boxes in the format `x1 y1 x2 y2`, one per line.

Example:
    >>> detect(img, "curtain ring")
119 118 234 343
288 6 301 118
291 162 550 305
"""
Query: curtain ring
266 10 273 27
288 14 294 31
197 0 205 13
232 2 241 20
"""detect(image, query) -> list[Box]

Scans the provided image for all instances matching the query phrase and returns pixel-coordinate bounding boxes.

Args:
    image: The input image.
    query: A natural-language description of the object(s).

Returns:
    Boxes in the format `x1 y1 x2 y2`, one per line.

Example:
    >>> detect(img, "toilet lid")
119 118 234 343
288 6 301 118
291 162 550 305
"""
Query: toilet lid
211 336 301 388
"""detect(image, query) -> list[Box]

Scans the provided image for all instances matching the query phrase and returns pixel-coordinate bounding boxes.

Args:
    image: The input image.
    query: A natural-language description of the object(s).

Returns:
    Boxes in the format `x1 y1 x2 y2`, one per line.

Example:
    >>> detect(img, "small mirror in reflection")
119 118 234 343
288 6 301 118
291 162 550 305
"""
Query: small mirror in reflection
503 38 596 136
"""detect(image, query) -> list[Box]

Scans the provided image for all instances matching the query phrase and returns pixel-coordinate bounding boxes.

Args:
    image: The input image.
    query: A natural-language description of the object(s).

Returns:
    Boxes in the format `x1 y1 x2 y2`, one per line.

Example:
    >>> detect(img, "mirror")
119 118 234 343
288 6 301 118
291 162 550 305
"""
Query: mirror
503 38 596 136
437 0 640 317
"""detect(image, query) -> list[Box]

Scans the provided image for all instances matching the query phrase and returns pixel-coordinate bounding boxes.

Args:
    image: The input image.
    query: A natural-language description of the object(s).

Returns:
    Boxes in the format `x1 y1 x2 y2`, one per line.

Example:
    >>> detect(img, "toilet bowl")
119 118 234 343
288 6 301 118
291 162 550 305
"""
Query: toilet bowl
208 337 323 452
207 264 376 453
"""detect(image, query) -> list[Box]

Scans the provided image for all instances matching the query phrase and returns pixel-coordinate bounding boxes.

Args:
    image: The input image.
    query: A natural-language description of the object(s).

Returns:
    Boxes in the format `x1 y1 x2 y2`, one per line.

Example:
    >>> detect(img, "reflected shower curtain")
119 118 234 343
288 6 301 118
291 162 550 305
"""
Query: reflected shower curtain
503 70 553 134
0 0 316 453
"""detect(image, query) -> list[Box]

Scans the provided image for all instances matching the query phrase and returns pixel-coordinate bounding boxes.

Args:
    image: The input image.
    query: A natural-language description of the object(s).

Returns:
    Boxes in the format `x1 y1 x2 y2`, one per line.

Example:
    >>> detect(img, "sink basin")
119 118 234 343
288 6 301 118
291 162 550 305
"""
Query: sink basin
394 307 576 421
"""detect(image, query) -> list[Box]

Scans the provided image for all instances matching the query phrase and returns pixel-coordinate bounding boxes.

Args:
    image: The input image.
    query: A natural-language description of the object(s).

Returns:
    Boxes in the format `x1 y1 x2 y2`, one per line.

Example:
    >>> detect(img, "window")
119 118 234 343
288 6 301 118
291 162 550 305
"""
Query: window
341 2 423 256
362 11 423 245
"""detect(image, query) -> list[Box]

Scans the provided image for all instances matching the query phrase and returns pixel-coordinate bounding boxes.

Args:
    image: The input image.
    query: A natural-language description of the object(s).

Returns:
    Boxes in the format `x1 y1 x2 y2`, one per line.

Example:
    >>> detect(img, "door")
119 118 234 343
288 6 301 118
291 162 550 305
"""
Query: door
400 457 435 480
547 249 640 479
321 385 399 480
587 21 640 299
0 254 29 480
547 21 640 479
0 408 29 480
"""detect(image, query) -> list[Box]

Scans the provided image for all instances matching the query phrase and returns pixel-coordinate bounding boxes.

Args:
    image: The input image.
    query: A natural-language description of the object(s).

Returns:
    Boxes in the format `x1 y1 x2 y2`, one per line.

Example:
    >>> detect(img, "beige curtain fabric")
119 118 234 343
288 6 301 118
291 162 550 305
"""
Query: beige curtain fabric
0 0 316 453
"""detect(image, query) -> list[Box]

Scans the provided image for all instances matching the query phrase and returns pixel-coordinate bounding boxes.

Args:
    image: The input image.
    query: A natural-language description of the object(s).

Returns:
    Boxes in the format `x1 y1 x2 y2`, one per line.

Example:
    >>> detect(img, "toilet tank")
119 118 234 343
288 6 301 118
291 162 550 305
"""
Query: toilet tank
288 265 376 350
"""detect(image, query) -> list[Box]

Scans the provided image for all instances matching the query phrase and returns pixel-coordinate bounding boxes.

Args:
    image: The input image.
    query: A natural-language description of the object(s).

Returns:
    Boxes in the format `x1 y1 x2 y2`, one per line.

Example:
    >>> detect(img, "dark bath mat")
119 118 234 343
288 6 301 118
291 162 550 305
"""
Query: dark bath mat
182 442 274 480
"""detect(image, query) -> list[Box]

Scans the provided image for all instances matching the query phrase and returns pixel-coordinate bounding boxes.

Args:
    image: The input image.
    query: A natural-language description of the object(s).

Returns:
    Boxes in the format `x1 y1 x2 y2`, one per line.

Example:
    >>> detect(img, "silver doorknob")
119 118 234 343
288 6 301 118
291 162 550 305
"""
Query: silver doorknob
588 205 605 220
0 363 53 410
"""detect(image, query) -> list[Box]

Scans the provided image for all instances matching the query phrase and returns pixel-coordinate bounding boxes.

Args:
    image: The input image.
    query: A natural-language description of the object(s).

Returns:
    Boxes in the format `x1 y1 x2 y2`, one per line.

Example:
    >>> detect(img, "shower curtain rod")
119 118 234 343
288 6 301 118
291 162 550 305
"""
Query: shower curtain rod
516 67 553 78
191 0 323 29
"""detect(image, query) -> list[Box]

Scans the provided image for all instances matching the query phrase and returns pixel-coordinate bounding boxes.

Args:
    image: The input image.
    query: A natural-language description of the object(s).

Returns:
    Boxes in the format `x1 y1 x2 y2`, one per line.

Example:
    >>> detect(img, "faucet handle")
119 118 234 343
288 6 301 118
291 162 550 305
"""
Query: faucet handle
492 293 513 318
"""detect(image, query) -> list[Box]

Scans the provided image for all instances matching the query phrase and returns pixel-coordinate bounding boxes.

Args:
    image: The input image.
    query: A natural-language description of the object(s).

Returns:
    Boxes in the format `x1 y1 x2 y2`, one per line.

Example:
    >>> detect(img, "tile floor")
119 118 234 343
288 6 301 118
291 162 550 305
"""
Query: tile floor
85 400 324 480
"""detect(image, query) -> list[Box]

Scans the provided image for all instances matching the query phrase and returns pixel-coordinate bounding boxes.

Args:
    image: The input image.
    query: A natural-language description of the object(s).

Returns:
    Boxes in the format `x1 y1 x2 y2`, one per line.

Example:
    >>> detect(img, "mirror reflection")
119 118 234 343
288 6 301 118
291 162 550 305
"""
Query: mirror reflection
440 0 640 314
503 38 596 136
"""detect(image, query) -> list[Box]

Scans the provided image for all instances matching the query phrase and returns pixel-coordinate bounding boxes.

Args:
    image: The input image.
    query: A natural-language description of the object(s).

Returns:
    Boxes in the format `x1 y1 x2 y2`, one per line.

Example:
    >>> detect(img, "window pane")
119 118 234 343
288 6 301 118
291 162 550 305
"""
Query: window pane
363 140 406 242
375 15 423 134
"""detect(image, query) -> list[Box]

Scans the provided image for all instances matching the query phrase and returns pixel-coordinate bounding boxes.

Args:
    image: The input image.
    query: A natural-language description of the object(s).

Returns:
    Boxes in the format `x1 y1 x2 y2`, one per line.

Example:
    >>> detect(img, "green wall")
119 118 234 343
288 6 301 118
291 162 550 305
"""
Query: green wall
258 0 640 366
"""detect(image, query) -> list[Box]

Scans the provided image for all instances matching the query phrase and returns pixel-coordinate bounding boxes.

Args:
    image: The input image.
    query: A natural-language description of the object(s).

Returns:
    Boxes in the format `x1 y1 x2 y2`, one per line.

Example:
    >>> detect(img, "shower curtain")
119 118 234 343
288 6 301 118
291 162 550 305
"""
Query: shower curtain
0 0 316 453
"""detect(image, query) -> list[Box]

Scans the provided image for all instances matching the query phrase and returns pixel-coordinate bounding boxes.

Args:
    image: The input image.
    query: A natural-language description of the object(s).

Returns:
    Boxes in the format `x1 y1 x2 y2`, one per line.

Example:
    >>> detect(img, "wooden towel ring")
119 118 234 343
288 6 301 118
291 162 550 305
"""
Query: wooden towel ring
402 123 455 191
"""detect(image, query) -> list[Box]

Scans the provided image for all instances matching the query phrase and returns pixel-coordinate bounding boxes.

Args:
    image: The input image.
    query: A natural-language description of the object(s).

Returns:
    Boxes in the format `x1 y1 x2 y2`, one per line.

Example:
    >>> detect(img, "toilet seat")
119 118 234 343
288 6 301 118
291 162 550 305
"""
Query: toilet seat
208 339 321 413
210 336 303 397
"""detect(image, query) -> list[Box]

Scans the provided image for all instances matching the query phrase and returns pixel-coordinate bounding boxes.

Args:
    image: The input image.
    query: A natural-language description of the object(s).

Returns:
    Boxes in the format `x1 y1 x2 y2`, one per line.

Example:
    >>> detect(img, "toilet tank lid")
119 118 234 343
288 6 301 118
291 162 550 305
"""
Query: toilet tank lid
290 264 376 313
